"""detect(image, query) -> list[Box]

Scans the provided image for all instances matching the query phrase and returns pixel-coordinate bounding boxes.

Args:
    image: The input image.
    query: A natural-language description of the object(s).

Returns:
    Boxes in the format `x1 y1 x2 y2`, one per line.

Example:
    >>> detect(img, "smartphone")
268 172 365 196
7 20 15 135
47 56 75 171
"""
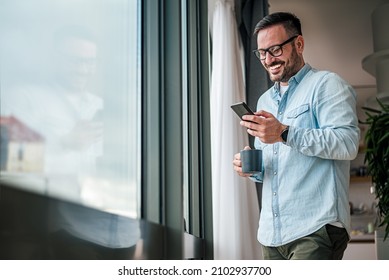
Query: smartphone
230 102 254 120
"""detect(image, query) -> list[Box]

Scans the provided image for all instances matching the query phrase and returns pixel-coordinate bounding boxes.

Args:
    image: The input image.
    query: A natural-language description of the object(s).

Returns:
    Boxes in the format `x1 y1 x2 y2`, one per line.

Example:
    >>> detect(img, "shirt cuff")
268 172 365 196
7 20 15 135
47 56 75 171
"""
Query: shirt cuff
249 172 263 183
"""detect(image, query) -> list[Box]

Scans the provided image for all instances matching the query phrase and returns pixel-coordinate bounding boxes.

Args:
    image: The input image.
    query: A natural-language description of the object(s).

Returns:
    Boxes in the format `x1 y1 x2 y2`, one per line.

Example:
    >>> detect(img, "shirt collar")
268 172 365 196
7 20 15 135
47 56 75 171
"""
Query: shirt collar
272 63 312 99
293 63 311 84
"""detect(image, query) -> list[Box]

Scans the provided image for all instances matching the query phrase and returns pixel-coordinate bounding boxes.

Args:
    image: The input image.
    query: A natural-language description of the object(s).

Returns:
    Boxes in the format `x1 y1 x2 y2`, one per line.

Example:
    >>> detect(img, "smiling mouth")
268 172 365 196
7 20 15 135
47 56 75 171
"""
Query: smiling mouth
268 63 282 73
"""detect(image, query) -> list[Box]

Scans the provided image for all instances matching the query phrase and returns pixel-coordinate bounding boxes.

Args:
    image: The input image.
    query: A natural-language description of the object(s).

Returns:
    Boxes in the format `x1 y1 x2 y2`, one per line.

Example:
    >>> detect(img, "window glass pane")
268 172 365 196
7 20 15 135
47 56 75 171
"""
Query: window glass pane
0 0 140 218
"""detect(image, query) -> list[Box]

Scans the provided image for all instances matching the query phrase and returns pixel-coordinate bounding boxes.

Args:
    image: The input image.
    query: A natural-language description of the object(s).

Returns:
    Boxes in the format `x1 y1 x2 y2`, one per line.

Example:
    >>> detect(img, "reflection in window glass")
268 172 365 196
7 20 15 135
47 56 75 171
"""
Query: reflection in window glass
0 0 140 218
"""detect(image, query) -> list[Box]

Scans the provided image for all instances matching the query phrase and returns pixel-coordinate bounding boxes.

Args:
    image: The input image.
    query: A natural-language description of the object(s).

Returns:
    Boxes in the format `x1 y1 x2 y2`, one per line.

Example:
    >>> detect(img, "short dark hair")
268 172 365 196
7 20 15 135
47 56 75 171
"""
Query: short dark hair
253 12 302 37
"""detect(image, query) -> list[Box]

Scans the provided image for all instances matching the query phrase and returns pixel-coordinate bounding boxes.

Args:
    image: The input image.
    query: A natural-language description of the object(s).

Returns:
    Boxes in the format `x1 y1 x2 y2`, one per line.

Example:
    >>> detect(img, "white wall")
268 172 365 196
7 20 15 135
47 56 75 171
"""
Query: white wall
209 0 383 86
269 0 382 87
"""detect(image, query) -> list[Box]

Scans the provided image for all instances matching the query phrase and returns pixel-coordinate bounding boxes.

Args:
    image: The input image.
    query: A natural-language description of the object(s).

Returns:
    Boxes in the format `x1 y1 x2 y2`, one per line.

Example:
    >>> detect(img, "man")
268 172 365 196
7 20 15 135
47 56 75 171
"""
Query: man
233 12 360 259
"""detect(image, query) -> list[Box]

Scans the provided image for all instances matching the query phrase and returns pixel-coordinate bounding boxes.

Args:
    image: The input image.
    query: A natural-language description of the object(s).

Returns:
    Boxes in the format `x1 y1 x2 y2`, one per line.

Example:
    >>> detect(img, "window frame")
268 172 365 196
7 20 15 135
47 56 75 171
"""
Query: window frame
141 0 213 259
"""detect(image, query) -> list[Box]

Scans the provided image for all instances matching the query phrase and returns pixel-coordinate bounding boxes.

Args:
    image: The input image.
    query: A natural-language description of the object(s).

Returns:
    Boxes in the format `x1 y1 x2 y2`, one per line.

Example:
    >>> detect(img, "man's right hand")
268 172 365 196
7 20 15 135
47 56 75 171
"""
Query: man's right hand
232 146 252 177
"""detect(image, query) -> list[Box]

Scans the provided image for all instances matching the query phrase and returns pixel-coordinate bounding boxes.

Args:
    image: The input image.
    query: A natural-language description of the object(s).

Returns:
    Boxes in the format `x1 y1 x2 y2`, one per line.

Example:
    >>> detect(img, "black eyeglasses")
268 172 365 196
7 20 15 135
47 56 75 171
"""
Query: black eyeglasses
253 35 298 61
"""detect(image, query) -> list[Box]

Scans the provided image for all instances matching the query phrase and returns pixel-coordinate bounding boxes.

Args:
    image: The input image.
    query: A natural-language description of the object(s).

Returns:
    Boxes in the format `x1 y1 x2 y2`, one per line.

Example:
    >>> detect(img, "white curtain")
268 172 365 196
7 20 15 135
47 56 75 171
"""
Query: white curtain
210 0 262 260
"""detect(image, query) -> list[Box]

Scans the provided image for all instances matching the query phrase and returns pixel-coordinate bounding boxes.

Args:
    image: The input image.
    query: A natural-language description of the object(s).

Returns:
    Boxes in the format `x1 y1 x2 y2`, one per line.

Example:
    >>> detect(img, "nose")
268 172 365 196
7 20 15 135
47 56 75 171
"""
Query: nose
263 51 276 65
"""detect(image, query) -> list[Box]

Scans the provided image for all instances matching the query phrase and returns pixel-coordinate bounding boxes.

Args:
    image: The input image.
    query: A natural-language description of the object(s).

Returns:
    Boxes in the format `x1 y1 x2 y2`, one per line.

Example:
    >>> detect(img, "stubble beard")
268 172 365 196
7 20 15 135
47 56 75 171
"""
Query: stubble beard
267 46 302 83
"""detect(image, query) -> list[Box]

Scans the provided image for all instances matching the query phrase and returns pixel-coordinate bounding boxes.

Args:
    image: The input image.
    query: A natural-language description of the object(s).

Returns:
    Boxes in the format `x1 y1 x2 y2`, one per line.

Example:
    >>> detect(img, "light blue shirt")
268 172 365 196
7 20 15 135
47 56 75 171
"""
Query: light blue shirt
251 64 360 246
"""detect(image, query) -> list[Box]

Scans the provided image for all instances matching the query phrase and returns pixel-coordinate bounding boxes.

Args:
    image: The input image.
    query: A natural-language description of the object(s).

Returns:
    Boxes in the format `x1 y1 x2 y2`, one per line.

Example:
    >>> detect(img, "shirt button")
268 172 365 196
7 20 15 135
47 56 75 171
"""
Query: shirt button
279 111 283 115
274 151 277 154
274 213 278 217
273 192 277 196
274 171 277 175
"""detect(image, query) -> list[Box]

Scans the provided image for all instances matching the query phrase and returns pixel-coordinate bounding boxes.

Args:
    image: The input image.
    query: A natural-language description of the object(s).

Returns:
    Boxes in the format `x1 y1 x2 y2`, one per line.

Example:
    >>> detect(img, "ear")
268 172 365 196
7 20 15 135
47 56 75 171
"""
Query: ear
295 35 304 54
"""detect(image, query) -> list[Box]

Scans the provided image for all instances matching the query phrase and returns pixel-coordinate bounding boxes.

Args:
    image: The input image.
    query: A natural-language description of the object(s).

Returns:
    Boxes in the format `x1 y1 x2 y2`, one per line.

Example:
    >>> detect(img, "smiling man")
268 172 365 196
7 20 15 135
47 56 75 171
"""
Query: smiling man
232 12 360 259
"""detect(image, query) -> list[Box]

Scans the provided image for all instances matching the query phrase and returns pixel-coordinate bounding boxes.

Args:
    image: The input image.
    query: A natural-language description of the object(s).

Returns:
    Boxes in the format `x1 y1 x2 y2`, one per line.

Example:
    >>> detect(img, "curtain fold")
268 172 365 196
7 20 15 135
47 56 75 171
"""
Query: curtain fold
210 0 262 260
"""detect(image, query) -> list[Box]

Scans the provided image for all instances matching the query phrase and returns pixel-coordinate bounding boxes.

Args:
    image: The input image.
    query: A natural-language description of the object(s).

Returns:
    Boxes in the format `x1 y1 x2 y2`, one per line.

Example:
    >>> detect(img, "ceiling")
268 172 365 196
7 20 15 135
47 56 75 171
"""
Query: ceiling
208 0 387 87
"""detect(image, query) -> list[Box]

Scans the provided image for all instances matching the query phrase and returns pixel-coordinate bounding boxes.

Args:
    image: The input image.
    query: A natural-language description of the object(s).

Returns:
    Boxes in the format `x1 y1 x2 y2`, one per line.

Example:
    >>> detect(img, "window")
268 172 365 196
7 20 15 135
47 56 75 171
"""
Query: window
0 0 213 260
0 0 141 218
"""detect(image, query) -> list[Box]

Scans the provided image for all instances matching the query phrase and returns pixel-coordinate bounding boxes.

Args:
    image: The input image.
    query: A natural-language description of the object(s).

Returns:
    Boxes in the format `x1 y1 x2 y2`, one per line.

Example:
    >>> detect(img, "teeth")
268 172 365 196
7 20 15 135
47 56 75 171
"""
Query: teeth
270 64 281 70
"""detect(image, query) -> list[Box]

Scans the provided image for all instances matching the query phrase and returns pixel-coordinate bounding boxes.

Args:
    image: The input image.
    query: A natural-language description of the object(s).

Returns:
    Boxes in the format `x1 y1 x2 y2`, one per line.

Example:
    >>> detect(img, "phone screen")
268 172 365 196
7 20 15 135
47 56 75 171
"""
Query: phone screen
230 102 254 120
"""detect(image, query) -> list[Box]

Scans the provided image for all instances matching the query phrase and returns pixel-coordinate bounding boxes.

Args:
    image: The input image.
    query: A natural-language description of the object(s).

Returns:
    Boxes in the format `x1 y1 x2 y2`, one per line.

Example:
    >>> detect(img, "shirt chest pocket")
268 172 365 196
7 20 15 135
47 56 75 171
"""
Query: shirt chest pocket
286 104 311 127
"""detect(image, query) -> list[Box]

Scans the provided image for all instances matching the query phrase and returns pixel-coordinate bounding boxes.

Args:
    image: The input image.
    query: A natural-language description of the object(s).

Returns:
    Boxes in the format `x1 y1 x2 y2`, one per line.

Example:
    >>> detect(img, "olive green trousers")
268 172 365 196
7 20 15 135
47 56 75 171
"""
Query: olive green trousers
261 224 349 260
